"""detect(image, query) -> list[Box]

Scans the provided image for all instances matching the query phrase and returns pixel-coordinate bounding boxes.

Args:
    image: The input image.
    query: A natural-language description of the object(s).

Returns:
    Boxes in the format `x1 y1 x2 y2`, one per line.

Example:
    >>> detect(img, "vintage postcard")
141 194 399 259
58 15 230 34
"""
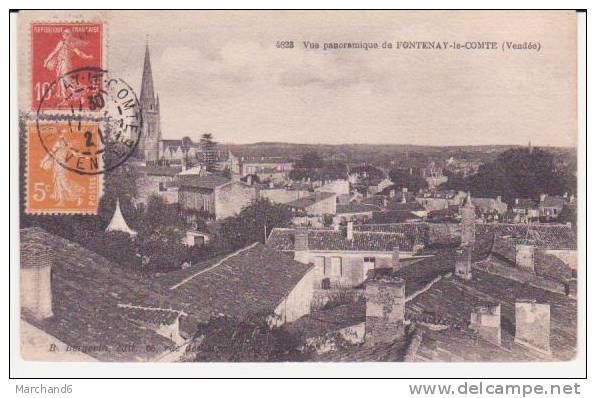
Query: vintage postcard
13 10 581 373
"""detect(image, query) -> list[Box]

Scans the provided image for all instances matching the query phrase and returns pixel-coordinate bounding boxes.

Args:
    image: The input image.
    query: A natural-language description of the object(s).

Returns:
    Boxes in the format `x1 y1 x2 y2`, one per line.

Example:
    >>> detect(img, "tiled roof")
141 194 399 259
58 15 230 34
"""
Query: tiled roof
385 201 425 212
20 228 175 361
285 301 366 340
153 243 313 323
475 223 576 250
354 223 429 247
286 192 335 209
407 269 576 361
266 228 415 252
178 174 231 190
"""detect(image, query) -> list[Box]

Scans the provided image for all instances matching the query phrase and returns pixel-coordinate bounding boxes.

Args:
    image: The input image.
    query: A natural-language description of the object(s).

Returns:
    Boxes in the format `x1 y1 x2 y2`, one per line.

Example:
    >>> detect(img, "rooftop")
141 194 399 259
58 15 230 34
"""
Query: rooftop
286 192 336 209
20 228 175 361
475 223 577 250
267 228 416 252
152 243 313 323
406 269 576 361
178 174 231 190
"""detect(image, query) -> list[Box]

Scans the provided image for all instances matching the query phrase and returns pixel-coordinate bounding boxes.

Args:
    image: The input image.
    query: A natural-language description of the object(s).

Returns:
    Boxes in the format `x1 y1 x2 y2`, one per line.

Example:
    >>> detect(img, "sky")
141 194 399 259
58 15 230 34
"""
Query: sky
104 11 577 147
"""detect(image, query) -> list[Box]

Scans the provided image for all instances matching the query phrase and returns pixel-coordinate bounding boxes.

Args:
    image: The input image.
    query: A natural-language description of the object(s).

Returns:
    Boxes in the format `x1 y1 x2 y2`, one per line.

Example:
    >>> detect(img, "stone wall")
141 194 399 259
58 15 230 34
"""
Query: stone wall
365 277 406 345
214 182 257 220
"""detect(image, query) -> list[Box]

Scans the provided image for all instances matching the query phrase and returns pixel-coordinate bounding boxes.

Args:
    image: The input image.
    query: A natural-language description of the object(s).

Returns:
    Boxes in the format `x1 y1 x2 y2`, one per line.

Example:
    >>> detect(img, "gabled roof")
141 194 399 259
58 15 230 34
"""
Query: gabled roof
20 228 175 361
154 243 313 322
475 223 576 250
267 228 416 252
406 269 576 361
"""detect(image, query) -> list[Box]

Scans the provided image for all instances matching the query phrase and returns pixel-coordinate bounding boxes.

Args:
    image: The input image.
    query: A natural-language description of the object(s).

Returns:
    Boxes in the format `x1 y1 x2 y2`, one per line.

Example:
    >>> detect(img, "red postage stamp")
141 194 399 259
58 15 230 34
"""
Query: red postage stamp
31 22 103 111
26 121 103 214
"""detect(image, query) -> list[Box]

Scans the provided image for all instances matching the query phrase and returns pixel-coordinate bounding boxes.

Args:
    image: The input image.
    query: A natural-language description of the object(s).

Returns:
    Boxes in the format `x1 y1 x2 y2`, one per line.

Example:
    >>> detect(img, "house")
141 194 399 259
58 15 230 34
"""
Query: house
333 203 378 225
367 177 393 195
315 179 350 202
178 174 257 220
286 191 336 216
135 165 182 205
512 198 540 222
291 234 576 362
240 157 293 182
20 228 188 362
259 187 311 205
157 242 317 326
266 222 426 290
539 194 565 220
471 196 508 216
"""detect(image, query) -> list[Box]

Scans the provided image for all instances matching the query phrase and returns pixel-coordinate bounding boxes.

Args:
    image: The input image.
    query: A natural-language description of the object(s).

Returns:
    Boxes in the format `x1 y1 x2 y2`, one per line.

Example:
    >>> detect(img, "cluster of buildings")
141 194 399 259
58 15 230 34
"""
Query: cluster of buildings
21 190 578 362
20 41 578 363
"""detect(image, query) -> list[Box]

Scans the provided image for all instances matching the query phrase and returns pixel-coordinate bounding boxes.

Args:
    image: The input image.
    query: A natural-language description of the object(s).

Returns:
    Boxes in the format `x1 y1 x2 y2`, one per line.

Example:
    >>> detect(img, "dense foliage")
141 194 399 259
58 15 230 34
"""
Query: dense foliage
439 148 576 204
388 168 429 192
219 198 294 250
289 151 347 181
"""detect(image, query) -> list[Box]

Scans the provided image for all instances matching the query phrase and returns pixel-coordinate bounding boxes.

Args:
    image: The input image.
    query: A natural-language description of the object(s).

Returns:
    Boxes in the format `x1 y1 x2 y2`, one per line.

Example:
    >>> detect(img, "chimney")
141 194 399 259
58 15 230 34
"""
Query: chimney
401 193 407 204
470 304 501 345
20 243 53 320
515 244 535 273
390 189 395 198
246 175 252 186
515 198 520 205
294 229 309 251
365 276 406 345
269 181 274 189
315 190 322 203
391 246 401 271
346 221 354 241
382 197 388 208
496 195 502 203
515 300 551 354
402 187 408 193
455 246 472 280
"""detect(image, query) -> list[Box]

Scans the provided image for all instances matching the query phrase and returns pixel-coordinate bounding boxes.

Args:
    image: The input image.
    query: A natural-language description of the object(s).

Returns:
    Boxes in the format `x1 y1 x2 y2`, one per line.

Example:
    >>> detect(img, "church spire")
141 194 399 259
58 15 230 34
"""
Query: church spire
140 43 155 101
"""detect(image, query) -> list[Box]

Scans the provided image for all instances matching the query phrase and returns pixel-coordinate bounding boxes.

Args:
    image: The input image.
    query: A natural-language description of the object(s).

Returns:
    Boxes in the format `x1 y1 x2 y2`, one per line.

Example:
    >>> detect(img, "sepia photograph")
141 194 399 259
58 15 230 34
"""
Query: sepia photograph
9 8 585 381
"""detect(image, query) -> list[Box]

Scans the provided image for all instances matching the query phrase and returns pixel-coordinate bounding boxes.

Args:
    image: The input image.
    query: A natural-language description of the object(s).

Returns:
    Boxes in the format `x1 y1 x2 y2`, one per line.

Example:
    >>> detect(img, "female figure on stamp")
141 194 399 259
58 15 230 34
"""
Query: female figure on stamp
43 29 94 104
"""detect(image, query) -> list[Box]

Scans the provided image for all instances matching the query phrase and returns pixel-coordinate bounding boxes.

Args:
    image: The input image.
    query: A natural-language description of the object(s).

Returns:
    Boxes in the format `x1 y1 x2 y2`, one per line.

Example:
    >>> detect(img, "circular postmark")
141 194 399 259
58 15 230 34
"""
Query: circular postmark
35 67 142 175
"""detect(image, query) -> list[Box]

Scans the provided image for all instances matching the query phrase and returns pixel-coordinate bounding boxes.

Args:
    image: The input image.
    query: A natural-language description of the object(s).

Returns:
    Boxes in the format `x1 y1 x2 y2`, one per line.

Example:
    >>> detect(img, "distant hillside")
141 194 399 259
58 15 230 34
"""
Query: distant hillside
219 142 575 167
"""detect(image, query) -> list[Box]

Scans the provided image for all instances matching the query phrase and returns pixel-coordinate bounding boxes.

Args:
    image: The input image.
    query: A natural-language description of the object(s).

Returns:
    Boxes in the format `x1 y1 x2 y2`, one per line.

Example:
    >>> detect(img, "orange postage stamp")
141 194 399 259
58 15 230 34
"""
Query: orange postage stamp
26 121 103 214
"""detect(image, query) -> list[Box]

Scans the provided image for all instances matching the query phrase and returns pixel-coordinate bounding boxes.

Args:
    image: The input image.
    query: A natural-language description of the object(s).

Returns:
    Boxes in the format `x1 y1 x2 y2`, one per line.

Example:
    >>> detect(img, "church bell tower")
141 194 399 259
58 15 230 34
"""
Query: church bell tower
137 42 161 162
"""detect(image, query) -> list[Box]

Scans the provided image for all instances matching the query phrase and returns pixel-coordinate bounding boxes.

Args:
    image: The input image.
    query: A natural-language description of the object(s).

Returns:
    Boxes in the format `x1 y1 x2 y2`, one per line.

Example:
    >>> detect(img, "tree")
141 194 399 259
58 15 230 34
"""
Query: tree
200 133 217 171
388 168 428 192
295 151 324 169
219 198 293 249
463 147 576 204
